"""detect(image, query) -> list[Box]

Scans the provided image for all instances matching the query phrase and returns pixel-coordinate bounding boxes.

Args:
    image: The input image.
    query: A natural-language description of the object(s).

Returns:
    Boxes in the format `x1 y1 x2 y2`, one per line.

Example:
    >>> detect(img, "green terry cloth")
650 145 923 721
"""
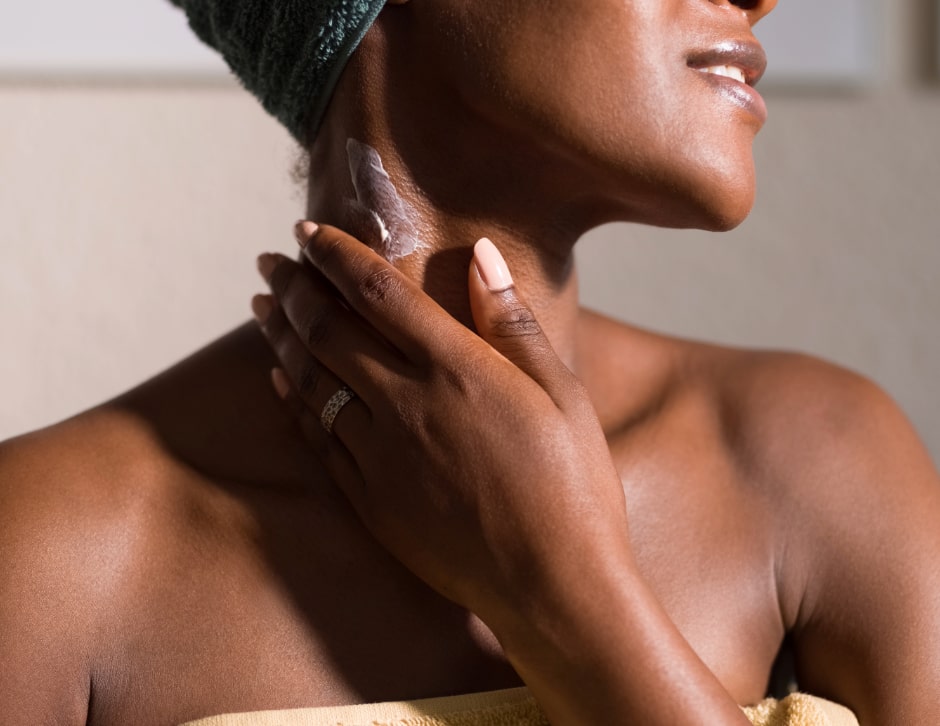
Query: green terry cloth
169 0 386 143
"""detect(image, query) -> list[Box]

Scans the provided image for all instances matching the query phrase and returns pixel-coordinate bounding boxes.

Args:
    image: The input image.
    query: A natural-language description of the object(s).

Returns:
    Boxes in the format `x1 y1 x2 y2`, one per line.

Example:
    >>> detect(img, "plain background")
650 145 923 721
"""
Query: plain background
0 2 938 465
0 0 871 81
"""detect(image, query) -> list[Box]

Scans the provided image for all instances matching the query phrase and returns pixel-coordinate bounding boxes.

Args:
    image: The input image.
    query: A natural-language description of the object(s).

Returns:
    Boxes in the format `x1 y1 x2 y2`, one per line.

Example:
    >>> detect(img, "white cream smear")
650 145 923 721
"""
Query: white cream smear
346 138 424 264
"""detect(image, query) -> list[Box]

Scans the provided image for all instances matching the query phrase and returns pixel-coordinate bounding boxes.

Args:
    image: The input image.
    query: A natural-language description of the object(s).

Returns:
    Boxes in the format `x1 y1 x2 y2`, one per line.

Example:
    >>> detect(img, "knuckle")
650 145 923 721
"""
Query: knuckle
357 267 401 306
296 361 322 399
491 306 542 339
435 363 472 399
300 306 332 349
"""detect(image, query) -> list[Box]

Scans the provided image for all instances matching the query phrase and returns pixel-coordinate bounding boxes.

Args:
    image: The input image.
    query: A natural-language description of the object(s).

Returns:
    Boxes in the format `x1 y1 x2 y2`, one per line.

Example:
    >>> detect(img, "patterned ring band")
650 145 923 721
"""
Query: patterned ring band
320 386 356 434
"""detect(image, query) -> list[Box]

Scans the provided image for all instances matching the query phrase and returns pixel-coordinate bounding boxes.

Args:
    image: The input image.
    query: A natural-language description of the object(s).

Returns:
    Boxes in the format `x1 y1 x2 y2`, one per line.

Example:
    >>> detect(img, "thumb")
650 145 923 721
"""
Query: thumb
468 237 574 402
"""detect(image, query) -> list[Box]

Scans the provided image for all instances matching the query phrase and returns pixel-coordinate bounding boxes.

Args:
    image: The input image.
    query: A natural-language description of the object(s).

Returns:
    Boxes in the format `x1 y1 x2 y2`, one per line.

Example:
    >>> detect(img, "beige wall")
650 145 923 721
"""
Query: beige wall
1 7 939 463
0 84 302 441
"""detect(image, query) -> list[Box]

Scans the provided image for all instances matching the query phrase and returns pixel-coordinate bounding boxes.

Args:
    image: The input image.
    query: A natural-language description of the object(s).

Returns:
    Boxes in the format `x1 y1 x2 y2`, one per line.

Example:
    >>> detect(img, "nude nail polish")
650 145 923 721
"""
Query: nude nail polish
474 237 514 292
294 221 319 247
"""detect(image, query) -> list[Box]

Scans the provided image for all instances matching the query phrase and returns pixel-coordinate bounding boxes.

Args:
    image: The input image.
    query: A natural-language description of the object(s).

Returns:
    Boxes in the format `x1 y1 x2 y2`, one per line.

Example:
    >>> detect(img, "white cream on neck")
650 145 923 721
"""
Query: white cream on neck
346 138 424 263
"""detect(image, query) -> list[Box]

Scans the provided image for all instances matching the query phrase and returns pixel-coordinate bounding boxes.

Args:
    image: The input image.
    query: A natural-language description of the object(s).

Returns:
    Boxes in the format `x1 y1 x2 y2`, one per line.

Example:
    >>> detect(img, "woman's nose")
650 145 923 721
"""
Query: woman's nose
718 0 778 26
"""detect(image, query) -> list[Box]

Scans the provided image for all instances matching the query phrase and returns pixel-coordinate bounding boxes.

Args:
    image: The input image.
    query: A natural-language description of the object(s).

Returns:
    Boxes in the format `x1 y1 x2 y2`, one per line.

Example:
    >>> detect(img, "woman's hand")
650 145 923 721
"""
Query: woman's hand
253 222 632 633
253 223 752 725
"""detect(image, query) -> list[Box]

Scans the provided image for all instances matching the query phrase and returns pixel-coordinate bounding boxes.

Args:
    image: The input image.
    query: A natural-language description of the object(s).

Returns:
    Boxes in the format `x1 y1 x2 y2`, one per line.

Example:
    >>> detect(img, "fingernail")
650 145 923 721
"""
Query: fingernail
251 294 274 325
271 368 291 400
294 220 319 248
473 237 513 292
257 253 277 281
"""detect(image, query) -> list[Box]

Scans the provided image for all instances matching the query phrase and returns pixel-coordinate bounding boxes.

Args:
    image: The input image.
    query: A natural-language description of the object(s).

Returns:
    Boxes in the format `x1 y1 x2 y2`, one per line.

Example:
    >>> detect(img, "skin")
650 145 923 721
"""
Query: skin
1 0 938 724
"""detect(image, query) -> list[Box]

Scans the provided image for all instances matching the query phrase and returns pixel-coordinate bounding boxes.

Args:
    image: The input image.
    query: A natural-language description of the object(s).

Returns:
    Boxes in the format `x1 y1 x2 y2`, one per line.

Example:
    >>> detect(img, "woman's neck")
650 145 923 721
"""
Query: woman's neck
304 130 585 373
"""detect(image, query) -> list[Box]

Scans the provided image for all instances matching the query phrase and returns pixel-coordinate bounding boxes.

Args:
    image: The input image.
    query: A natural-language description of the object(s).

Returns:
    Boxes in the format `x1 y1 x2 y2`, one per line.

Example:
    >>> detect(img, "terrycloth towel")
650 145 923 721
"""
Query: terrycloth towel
179 687 859 726
743 694 859 726
168 0 386 142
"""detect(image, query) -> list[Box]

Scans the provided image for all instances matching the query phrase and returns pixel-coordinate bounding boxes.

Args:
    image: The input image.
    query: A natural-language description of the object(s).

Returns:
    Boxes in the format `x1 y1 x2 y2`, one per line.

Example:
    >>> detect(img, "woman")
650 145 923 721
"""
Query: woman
1 1 937 724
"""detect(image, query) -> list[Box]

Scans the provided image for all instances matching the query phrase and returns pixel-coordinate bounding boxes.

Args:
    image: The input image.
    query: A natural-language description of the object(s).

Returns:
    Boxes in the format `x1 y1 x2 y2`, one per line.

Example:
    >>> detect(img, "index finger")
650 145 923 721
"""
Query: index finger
298 222 463 362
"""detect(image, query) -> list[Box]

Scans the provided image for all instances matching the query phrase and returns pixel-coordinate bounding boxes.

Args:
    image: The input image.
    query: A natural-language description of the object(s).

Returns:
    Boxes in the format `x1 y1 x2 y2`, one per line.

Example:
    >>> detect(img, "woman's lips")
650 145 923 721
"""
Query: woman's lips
688 40 769 125
695 69 768 125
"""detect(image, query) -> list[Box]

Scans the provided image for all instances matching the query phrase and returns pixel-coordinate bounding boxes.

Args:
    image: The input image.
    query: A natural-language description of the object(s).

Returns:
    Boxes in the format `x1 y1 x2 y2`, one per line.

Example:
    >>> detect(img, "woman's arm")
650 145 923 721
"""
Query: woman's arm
764 361 940 723
253 223 751 724
0 437 98 724
493 563 753 725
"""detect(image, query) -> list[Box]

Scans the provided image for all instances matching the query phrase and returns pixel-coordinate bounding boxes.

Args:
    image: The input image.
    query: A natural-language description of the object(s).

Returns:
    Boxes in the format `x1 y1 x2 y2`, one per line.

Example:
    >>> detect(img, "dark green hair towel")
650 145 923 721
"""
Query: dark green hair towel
169 0 387 143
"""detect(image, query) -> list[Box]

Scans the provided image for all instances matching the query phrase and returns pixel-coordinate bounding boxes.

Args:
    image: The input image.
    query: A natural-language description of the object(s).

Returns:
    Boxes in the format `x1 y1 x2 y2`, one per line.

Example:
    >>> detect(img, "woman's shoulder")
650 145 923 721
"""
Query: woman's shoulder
0 322 334 578
0 406 177 527
670 331 929 507
0 407 193 716
580 308 940 633
577 306 937 540
0 407 216 614
641 333 940 721
0 390 286 601
576 306 920 482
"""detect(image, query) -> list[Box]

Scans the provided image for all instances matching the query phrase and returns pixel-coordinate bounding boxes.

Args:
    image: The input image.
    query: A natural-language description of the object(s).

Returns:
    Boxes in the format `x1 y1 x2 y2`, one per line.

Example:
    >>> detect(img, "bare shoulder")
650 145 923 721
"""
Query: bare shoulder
576 307 900 448
583 308 940 717
582 307 936 502
0 408 191 723
1 406 173 497
701 346 939 521
0 407 181 546
699 346 932 479
673 337 940 720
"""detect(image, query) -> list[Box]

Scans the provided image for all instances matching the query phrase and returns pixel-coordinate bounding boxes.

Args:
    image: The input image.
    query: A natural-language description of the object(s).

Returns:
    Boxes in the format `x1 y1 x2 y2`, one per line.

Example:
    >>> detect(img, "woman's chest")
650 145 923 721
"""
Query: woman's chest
611 413 788 702
96 458 785 725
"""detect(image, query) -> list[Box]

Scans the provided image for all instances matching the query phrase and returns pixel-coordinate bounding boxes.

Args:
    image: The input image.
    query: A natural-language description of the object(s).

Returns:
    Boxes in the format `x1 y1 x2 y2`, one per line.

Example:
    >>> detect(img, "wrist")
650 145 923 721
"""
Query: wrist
487 537 641 667
486 556 749 725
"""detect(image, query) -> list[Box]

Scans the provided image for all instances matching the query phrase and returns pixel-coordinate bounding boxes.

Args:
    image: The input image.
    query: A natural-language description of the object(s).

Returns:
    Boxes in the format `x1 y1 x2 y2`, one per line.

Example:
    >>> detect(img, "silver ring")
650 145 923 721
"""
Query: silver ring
320 386 356 434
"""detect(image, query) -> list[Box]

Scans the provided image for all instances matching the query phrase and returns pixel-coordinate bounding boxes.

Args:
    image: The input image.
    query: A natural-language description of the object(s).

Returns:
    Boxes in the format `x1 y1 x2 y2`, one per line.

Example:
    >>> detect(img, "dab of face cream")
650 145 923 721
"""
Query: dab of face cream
346 138 423 263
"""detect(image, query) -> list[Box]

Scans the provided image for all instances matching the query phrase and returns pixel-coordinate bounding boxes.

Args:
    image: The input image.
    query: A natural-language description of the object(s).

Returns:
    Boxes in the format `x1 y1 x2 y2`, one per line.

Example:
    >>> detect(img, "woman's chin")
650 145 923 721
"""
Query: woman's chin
604 156 758 232
628 184 756 233
680 167 757 232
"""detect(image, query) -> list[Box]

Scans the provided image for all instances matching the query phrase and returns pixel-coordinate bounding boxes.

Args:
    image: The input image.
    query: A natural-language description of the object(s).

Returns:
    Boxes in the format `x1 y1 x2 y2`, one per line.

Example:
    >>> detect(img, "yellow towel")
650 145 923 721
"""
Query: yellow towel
743 694 858 726
180 687 858 726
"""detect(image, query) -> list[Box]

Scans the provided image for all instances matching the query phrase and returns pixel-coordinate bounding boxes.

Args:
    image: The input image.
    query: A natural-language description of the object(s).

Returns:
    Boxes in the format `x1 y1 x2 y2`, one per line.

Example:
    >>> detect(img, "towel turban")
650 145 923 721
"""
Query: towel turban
169 0 387 143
